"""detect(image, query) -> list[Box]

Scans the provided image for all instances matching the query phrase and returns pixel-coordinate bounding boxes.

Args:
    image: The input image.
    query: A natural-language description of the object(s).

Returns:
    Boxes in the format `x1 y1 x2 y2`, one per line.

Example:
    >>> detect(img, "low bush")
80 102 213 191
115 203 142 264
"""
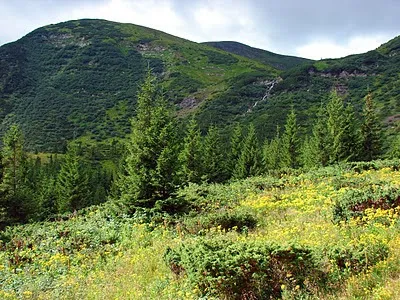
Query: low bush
182 209 257 234
333 184 400 223
164 238 325 299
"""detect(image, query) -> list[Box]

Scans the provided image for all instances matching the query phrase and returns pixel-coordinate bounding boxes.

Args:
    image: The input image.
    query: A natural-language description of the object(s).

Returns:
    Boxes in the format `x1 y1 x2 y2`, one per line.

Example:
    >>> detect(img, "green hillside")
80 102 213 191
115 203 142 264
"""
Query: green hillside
203 41 312 70
0 19 277 151
0 19 399 152
234 35 400 142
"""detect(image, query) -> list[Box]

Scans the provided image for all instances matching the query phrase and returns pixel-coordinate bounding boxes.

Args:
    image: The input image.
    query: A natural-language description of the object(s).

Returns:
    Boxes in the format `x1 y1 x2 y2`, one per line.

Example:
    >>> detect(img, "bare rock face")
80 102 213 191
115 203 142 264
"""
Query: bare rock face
40 33 90 48
334 82 348 96
136 42 166 53
179 97 199 109
317 70 369 78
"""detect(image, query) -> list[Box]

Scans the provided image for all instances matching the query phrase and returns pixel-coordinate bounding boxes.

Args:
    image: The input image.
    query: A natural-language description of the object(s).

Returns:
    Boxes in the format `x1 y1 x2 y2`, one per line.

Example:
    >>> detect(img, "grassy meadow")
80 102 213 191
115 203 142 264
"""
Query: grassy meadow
2 160 400 299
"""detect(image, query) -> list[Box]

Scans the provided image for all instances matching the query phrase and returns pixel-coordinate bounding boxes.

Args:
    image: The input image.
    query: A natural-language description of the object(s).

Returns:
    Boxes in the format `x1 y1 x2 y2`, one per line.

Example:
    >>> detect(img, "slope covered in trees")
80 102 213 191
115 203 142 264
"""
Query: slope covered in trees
0 19 399 152
0 19 276 151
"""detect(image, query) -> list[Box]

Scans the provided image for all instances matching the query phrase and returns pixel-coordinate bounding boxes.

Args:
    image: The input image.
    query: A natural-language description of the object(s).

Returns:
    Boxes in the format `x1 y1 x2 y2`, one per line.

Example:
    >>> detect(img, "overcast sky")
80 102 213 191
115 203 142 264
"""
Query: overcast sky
0 0 399 59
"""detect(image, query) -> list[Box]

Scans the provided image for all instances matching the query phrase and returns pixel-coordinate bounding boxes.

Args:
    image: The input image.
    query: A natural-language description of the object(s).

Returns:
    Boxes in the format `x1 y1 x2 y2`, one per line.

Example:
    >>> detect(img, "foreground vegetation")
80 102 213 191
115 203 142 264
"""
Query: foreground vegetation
2 160 400 299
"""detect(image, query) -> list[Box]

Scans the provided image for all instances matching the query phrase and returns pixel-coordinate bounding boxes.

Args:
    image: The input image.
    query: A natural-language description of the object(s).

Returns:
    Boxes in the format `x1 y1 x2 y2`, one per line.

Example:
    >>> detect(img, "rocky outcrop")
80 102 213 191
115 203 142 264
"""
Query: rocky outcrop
308 69 369 79
179 97 200 110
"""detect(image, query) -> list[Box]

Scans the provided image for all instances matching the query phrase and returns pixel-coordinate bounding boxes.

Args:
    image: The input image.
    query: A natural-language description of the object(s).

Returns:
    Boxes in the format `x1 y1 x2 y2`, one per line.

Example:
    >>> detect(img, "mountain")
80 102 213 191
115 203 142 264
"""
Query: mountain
0 19 399 151
0 19 277 151
203 41 312 70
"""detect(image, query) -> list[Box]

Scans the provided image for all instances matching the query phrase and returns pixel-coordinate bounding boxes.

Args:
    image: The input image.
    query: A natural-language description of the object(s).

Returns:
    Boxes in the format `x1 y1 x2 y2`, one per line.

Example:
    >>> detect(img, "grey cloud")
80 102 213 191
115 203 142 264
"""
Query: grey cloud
241 0 400 49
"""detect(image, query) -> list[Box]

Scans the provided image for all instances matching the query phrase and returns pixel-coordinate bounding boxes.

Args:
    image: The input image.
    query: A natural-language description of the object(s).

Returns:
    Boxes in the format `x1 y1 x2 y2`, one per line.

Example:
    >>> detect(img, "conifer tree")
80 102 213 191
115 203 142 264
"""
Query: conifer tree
119 71 179 206
0 124 30 222
179 118 203 184
36 175 58 219
203 125 226 183
361 93 382 161
228 123 243 176
56 144 89 213
281 108 300 168
263 126 282 171
1 124 24 198
309 105 330 167
388 135 400 159
234 124 261 179
326 90 359 163
299 136 318 169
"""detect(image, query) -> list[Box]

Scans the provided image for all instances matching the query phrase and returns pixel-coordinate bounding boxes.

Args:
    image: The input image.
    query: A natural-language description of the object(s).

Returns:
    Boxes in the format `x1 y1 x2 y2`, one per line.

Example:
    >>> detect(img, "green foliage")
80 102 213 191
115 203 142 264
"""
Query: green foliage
182 210 257 234
281 108 300 168
234 124 262 179
119 71 179 207
308 105 330 167
204 41 312 70
202 126 227 183
263 126 283 171
326 90 359 163
1 124 24 197
361 93 382 161
228 123 243 174
202 49 239 65
179 118 203 184
0 124 32 223
333 184 400 223
56 144 90 213
164 238 323 299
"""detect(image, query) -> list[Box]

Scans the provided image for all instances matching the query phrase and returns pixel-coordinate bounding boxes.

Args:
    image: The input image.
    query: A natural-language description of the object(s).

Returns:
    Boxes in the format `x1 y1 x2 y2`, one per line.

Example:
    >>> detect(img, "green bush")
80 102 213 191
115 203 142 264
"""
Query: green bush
164 238 324 299
333 184 400 223
327 242 389 273
182 209 257 234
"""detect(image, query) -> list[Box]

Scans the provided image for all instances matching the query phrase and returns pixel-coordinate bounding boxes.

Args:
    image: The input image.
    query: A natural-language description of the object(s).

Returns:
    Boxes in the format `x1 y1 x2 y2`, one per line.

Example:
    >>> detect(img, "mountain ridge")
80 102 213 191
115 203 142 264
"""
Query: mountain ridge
203 41 312 70
0 19 399 151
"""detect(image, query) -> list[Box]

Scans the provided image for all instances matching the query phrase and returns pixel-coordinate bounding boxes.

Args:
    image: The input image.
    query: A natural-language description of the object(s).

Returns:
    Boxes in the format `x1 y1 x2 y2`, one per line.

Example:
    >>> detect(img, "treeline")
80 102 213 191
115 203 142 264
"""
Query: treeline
0 126 116 227
0 71 396 225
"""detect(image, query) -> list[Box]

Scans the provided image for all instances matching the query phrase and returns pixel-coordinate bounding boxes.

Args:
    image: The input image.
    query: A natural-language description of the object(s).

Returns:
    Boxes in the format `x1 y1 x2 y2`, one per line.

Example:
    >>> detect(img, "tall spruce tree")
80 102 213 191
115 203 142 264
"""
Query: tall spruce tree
1 124 24 198
234 124 261 179
300 136 318 169
203 125 226 183
229 123 243 176
0 124 30 222
56 144 89 213
119 71 179 207
281 108 300 168
179 118 203 184
309 105 330 167
263 126 282 171
361 93 382 161
326 90 359 163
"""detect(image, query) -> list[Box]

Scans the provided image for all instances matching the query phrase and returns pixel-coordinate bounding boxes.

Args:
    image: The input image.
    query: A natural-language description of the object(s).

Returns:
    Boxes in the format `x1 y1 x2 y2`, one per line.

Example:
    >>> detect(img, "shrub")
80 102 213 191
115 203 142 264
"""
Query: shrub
164 238 324 299
333 184 400 223
182 209 257 234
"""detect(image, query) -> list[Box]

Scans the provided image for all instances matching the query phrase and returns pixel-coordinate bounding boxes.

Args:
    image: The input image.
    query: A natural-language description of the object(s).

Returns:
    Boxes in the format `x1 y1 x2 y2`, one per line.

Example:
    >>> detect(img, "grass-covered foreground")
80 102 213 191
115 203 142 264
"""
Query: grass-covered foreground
2 160 400 299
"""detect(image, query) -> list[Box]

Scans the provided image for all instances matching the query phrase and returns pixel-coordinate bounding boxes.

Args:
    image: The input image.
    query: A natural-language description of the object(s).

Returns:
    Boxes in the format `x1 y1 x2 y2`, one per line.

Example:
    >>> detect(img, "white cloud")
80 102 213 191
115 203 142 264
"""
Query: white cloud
295 35 393 59
68 0 186 35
